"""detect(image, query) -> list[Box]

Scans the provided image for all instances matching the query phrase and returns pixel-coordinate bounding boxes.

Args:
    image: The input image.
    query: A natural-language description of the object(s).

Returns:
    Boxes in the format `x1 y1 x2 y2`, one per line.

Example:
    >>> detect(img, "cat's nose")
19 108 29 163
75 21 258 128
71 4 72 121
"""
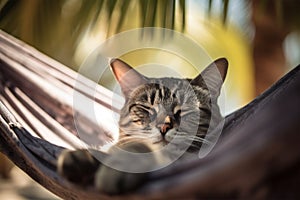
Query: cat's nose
160 116 173 135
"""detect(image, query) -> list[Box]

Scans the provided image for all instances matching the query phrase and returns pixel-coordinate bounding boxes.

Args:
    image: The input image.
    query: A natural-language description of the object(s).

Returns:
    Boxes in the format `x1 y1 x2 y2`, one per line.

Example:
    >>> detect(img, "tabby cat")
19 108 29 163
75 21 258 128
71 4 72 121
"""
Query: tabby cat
57 58 228 194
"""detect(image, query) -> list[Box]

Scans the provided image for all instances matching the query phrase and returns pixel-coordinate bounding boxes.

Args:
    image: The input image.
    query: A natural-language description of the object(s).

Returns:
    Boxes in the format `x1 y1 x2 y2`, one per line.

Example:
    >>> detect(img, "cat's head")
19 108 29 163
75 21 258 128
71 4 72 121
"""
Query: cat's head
110 58 228 151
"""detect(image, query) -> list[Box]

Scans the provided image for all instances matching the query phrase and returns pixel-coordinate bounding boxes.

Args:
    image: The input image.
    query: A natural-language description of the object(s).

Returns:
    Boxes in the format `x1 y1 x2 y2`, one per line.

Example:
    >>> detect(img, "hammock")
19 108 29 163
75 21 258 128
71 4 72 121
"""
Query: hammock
1 30 300 199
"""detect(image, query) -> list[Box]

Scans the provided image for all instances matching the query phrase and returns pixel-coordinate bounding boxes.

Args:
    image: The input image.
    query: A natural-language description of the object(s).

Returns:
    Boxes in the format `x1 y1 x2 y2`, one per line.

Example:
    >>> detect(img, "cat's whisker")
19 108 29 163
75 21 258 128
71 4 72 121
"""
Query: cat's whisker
172 134 212 146
174 131 207 139
189 135 211 142
190 138 212 145
186 143 204 149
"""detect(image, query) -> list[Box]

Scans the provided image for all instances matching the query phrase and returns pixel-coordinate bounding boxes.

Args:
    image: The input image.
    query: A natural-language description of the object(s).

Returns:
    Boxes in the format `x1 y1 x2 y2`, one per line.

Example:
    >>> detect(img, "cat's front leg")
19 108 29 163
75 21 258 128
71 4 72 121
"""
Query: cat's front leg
95 142 157 194
57 149 101 185
95 161 147 194
57 143 159 194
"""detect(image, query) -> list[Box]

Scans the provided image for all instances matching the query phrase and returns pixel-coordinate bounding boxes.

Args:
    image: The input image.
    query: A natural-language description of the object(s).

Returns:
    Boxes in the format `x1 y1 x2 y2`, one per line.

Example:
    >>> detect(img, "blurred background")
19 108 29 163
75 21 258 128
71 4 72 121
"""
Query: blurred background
0 0 300 199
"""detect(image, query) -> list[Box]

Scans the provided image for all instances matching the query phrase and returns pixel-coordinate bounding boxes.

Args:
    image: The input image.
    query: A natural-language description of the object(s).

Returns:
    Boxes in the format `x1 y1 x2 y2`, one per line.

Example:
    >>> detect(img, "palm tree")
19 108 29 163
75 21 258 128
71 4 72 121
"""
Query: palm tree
0 0 187 67
251 0 300 94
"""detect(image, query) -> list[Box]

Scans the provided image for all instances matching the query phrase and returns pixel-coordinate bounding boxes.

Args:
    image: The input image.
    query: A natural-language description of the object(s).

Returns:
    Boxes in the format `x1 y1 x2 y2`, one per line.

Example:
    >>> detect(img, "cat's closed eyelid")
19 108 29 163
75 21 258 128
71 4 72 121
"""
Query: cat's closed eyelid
148 107 157 116
133 101 152 108
129 102 150 112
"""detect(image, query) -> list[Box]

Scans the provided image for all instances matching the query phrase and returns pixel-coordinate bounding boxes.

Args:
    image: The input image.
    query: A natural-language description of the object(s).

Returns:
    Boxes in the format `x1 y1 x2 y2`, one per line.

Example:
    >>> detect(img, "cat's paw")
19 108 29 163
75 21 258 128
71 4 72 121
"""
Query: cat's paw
95 142 155 194
57 149 100 185
57 144 157 194
95 164 147 194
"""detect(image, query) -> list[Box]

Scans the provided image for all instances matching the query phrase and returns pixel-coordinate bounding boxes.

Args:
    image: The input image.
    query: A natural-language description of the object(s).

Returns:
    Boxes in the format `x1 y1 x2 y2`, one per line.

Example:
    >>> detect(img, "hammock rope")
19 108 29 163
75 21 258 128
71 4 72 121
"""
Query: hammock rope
1 30 300 199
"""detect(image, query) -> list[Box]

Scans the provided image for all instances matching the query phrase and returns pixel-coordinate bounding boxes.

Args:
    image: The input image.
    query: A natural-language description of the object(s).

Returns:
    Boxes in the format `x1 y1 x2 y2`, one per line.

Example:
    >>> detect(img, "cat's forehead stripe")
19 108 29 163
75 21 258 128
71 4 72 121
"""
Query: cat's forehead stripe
148 90 155 105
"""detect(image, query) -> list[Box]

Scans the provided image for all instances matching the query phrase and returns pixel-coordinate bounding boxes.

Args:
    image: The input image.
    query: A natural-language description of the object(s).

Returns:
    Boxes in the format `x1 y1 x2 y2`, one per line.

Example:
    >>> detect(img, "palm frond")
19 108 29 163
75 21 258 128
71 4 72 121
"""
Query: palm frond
222 0 229 24
0 0 188 67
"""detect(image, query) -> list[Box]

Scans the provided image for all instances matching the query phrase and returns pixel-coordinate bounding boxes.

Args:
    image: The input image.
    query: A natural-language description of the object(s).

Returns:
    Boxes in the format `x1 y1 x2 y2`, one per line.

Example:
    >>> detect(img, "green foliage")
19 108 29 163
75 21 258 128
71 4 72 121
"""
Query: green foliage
207 0 229 24
0 0 299 68
0 0 187 67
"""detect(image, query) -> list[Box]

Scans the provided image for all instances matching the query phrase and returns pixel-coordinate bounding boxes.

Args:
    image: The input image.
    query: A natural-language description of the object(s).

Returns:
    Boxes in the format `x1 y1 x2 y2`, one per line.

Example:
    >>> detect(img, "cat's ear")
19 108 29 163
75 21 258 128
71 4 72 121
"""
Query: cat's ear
191 58 228 98
110 58 148 97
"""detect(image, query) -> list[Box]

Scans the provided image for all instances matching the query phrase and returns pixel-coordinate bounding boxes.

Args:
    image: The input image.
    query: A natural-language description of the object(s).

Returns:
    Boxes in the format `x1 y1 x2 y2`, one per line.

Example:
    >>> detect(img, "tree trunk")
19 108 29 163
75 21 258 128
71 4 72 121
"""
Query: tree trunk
252 0 291 95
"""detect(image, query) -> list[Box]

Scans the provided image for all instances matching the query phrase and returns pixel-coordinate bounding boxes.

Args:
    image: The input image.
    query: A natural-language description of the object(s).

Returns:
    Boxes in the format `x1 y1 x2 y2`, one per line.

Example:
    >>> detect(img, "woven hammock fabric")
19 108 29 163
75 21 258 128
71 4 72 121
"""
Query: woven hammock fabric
1 30 300 199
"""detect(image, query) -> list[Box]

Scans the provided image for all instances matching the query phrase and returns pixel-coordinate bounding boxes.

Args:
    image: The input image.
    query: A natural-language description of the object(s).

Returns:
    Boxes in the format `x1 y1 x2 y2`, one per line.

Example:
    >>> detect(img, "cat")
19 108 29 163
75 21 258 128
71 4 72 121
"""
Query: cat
57 57 228 194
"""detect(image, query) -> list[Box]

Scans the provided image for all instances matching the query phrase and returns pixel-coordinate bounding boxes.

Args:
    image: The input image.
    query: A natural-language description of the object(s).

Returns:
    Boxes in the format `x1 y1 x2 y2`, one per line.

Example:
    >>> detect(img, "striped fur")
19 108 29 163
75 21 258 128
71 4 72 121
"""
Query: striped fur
58 58 228 194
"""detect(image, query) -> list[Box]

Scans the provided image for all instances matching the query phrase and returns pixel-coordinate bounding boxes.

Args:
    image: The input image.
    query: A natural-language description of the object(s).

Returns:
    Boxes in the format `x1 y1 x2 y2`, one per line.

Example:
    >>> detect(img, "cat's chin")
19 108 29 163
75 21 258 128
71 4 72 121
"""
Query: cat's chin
153 138 168 145
151 140 183 151
151 141 167 150
152 137 180 149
